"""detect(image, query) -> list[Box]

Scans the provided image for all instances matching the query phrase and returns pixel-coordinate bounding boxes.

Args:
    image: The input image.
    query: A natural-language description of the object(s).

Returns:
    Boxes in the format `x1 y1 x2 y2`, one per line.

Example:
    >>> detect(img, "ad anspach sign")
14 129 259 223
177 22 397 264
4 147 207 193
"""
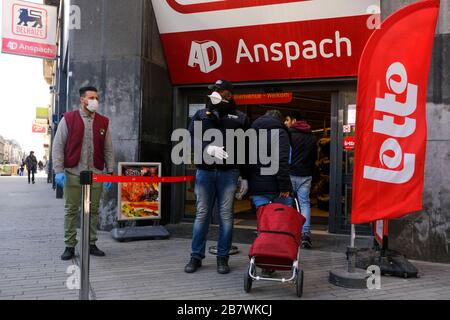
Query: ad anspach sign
151 0 380 85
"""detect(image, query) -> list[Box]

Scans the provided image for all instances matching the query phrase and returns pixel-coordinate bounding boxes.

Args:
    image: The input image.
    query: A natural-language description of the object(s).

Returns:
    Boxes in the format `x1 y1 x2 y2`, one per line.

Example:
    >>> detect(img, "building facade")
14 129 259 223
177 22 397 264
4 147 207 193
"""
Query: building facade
49 0 449 262
0 135 5 164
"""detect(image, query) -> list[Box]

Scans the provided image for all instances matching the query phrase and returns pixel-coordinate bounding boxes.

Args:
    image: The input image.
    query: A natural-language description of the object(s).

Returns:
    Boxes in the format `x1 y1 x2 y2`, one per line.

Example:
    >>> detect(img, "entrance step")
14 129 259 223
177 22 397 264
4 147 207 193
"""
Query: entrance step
165 223 373 254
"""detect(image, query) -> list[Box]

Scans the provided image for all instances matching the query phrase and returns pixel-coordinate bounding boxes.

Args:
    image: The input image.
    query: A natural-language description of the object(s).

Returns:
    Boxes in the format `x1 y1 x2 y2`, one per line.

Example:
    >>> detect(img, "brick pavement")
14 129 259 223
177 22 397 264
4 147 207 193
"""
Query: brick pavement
1 176 450 300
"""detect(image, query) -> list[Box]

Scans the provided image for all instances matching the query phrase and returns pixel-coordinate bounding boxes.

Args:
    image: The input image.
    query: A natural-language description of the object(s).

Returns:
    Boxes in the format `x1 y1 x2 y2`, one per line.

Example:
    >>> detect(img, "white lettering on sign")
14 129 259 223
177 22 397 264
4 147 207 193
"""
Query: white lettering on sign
188 40 222 73
363 62 417 184
345 140 355 148
236 31 352 68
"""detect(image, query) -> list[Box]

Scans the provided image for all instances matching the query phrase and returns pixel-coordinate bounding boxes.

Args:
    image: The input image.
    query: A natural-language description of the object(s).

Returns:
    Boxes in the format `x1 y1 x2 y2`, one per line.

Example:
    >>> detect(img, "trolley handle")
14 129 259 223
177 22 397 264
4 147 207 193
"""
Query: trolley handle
269 194 300 212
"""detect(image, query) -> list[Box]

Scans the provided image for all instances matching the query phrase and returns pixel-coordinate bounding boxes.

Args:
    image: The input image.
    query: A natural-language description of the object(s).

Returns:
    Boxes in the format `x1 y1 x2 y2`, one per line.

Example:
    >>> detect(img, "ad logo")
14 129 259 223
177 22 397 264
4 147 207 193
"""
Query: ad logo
188 40 222 73
13 4 47 39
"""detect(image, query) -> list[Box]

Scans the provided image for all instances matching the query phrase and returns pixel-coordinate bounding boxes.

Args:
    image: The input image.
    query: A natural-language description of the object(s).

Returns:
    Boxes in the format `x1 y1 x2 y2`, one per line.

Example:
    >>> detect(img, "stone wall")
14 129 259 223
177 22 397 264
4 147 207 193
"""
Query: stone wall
383 0 450 262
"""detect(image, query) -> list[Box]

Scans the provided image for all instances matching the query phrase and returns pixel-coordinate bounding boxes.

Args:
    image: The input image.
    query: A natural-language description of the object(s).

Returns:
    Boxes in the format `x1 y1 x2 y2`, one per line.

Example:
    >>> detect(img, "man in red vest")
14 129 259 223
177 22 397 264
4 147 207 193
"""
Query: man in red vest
52 86 115 261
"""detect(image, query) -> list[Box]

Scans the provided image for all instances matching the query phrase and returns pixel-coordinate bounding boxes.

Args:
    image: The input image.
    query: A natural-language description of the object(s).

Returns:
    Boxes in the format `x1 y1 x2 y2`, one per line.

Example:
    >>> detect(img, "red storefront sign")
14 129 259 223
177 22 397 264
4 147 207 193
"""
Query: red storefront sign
1 0 57 59
151 0 380 85
234 92 293 105
32 123 47 134
343 136 355 151
351 0 440 224
166 0 310 14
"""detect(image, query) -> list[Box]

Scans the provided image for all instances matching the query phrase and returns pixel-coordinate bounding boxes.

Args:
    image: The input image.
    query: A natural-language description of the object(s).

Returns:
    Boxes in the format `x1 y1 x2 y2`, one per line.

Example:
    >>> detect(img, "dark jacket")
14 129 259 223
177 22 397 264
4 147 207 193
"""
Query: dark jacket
188 99 250 178
289 121 317 177
25 155 37 172
248 114 292 196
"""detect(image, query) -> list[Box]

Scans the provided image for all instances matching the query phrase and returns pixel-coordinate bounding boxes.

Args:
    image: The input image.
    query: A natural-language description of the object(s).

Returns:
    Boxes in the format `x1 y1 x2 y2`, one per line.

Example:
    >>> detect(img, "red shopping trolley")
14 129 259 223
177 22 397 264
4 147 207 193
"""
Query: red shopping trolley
244 199 306 297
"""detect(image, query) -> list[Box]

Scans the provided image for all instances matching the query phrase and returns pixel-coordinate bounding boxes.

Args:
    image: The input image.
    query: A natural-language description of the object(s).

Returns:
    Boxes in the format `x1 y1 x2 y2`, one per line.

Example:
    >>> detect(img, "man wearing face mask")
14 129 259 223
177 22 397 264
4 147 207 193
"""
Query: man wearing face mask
52 86 115 261
185 79 250 274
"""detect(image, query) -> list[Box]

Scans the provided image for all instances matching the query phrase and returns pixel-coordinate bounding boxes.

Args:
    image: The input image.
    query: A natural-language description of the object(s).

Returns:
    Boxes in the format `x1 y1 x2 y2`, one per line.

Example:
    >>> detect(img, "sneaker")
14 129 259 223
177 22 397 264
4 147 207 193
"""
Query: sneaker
217 256 230 274
261 269 276 277
302 235 312 249
184 257 202 273
89 244 105 256
61 247 75 261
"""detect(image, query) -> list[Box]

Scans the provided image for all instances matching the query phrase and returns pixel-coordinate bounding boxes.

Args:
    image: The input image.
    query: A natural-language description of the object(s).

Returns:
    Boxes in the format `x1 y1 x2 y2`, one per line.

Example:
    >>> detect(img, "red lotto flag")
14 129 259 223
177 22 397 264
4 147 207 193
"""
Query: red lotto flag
352 0 440 224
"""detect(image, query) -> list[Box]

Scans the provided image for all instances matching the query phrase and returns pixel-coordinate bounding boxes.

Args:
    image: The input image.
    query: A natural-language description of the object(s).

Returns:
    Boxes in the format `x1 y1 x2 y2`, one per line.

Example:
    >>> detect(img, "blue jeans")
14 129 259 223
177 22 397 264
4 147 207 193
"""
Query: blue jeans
290 176 312 236
251 195 294 210
191 169 240 260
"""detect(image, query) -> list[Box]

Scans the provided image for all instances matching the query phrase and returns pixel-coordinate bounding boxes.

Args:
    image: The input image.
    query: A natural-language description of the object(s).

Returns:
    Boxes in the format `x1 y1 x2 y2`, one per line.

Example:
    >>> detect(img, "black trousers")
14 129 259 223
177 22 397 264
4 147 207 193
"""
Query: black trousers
28 169 35 183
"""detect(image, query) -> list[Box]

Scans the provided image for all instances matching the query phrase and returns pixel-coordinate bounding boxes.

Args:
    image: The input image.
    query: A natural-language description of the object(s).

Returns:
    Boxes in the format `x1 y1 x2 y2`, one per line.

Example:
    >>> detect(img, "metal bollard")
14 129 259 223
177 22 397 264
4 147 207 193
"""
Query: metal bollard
79 171 93 300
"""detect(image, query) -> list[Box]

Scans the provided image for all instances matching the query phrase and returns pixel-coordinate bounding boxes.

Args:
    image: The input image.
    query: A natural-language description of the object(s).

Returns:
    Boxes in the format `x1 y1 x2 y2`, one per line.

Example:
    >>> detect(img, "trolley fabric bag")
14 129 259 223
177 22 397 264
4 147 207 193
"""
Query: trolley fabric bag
249 202 305 269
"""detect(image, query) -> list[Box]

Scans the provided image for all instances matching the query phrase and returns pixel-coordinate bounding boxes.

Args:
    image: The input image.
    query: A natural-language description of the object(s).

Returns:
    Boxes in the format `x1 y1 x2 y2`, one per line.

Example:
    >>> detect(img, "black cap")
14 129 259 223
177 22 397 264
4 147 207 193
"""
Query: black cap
208 79 233 93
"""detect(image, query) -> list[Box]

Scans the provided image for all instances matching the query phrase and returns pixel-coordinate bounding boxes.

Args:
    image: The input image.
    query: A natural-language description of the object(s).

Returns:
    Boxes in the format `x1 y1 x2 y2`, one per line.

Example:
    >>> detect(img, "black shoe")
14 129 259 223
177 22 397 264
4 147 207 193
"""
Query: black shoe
61 247 75 260
184 257 202 273
217 256 230 274
32 181 35 184
90 244 105 256
302 235 312 249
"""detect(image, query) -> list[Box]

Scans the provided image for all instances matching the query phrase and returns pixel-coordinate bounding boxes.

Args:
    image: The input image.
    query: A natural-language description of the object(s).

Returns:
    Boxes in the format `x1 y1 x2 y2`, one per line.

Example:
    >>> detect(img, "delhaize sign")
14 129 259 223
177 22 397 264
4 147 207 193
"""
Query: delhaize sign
2 0 58 59
151 0 380 85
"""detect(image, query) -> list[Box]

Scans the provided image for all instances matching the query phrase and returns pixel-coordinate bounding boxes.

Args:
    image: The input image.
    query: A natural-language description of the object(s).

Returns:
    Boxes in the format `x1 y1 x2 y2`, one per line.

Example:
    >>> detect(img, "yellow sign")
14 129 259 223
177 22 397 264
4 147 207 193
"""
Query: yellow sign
36 107 49 119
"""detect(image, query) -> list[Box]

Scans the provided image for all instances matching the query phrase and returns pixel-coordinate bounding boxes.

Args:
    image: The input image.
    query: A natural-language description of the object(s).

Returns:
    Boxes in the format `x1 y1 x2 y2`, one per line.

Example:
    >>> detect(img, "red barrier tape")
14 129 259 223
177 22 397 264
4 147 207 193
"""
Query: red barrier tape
93 174 195 184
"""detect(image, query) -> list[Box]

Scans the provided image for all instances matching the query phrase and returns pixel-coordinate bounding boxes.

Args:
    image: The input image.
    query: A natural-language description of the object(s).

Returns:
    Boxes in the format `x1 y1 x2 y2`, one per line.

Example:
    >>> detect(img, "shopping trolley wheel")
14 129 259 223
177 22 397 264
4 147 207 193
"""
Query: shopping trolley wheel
296 269 304 298
244 265 253 293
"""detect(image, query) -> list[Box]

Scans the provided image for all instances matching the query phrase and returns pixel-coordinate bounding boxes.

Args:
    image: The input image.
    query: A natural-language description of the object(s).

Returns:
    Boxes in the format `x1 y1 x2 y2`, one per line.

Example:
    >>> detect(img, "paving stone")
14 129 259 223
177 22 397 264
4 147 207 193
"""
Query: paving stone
1 176 450 300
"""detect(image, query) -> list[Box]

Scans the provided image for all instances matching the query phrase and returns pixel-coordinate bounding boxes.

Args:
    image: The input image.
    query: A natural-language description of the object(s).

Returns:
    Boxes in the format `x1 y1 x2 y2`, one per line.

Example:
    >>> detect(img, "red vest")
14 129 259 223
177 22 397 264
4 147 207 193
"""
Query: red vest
63 110 109 171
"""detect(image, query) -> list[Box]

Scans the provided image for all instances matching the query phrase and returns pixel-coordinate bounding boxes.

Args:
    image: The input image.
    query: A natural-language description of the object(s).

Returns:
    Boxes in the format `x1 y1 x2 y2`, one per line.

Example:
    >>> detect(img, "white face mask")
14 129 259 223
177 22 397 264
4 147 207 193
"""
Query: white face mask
86 99 99 112
208 91 223 105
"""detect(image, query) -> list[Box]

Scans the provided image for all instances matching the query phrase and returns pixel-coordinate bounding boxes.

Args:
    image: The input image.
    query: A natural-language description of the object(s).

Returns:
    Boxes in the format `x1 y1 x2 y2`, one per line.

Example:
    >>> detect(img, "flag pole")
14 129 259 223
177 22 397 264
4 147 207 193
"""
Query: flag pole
328 223 370 289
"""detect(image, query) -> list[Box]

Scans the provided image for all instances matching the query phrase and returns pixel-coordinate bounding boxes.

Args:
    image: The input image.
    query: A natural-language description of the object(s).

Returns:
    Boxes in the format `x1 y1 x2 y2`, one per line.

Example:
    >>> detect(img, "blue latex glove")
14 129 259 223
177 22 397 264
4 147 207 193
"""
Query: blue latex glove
55 173 66 188
103 182 112 190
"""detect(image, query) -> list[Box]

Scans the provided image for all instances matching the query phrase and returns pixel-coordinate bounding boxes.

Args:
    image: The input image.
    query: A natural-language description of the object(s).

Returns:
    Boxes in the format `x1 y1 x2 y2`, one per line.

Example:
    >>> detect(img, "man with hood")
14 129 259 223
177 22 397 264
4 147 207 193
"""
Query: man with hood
248 110 293 208
185 80 249 275
285 112 317 249
248 109 293 277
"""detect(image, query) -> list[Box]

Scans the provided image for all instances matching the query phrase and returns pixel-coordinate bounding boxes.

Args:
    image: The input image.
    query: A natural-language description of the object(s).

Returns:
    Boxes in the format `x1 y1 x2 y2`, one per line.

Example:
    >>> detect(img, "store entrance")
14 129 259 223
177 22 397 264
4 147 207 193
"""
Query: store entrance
177 83 371 235
233 91 332 231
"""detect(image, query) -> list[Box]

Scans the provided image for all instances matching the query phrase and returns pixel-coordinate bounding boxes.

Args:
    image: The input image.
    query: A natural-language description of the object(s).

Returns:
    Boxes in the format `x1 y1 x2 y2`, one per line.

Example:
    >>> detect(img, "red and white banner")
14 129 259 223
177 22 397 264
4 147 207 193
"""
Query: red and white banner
2 0 58 59
151 0 380 84
351 0 440 224
32 121 47 134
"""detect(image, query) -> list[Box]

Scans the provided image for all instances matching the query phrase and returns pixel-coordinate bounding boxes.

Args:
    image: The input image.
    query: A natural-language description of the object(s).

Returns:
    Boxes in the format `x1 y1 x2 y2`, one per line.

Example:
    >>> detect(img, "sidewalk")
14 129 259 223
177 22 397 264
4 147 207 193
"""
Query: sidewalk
1 176 450 300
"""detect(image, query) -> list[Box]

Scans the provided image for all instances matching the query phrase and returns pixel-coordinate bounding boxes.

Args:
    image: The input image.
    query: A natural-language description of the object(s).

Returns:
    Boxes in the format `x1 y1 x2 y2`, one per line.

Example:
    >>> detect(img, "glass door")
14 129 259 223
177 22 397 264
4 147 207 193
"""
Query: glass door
184 94 208 221
330 90 371 235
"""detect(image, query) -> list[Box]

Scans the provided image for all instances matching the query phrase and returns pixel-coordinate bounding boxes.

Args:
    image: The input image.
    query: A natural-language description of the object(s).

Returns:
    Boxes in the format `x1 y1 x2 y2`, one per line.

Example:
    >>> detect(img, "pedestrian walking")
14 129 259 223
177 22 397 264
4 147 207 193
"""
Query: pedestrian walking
184 79 249 275
52 86 115 261
25 151 37 184
19 162 25 176
285 112 317 249
248 110 293 209
248 109 293 276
